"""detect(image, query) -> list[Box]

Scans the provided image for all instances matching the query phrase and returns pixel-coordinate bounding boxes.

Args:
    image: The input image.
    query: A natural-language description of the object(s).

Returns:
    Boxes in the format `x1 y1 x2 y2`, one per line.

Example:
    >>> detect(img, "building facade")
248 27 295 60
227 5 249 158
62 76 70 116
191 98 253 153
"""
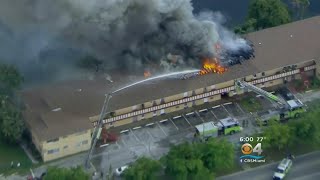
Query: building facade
23 16 320 162
94 60 317 129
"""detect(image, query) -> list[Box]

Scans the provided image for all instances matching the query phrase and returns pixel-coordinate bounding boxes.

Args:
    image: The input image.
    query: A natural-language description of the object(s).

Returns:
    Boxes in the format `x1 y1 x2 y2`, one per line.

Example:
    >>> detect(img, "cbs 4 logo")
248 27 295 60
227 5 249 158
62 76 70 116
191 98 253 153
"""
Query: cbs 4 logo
241 143 263 155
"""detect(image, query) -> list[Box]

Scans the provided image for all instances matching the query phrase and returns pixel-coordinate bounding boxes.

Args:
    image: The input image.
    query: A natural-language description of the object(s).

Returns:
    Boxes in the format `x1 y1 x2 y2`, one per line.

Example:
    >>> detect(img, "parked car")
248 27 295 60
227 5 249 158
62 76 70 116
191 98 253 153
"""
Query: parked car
114 165 129 176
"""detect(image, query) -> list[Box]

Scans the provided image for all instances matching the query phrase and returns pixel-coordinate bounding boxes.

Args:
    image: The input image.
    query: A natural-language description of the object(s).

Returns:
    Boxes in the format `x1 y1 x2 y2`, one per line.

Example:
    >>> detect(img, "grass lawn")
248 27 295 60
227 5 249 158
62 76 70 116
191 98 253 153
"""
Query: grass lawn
239 96 263 112
0 140 32 175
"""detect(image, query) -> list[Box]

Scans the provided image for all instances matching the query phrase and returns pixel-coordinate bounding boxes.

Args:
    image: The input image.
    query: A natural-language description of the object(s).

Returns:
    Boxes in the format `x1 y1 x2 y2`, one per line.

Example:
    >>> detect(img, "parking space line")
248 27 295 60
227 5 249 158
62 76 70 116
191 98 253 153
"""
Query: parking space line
130 129 141 142
115 141 121 148
169 118 179 130
186 112 194 116
120 137 128 147
222 105 233 117
223 102 232 105
173 115 182 119
236 102 246 114
182 115 192 127
145 123 154 127
195 111 205 123
159 119 168 123
199 109 208 113
212 105 221 109
210 110 218 120
156 122 168 136
132 126 141 130
120 129 129 134
145 128 155 142
100 144 109 148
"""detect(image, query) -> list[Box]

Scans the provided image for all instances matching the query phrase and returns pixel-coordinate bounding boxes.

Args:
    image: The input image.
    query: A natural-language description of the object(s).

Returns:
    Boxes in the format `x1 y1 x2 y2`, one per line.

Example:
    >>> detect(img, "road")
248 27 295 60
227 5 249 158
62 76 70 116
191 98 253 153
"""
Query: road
218 151 320 180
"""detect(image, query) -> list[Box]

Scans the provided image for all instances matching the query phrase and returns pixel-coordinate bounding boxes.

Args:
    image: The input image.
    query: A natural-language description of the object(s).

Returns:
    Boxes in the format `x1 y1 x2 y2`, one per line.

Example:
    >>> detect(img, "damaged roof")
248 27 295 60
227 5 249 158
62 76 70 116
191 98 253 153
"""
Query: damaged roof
22 16 320 141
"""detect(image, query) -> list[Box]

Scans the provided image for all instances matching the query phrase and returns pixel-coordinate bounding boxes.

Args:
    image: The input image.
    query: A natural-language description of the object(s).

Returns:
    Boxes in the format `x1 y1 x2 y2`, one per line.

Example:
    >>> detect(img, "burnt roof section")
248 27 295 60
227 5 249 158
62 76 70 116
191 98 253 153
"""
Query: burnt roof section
22 16 320 141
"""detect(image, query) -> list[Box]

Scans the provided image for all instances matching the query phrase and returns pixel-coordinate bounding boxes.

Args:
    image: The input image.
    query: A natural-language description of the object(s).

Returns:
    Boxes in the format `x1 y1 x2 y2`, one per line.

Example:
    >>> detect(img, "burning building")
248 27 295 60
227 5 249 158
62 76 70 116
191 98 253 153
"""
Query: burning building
22 16 320 162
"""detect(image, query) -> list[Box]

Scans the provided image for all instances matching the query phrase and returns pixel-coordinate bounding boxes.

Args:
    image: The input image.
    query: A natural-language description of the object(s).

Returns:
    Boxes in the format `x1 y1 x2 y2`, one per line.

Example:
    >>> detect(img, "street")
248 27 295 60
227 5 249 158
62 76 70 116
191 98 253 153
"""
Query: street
217 151 320 180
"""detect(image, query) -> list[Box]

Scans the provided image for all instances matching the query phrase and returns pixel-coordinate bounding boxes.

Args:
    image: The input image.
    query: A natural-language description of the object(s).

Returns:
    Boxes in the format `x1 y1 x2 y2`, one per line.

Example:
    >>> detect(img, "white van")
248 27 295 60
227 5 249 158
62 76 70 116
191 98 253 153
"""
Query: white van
273 158 293 180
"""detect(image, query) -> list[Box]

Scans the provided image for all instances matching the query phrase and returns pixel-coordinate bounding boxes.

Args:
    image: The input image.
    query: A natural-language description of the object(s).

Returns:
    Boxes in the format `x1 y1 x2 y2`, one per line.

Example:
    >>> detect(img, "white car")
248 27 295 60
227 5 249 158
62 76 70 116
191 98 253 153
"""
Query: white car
115 165 129 176
273 158 292 180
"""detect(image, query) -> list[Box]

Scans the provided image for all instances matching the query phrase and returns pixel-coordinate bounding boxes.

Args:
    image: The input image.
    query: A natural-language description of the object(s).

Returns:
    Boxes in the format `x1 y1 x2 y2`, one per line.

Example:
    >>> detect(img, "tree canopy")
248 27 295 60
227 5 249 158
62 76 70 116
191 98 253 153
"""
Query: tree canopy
262 120 292 150
235 0 291 34
161 139 235 180
199 138 234 172
43 166 90 180
291 0 310 19
0 63 23 93
289 103 320 144
0 63 25 143
123 157 162 180
0 96 25 142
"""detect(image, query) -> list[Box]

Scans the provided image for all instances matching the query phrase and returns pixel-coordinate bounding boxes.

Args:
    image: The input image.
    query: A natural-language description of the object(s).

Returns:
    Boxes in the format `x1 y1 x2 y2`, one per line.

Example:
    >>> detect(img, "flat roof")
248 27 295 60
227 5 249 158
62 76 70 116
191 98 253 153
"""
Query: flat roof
22 16 320 141
219 117 239 127
195 121 217 132
287 99 303 108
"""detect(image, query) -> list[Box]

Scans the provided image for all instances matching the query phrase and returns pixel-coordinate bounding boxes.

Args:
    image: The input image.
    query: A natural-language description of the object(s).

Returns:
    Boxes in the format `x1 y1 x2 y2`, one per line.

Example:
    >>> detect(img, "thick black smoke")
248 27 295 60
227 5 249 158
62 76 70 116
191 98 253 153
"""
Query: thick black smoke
0 0 253 83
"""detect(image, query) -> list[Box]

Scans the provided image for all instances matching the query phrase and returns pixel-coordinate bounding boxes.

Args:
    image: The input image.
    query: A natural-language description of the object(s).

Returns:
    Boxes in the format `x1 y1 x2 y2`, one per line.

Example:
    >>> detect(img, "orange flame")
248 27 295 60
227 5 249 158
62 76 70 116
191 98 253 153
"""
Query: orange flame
199 58 227 75
144 71 151 78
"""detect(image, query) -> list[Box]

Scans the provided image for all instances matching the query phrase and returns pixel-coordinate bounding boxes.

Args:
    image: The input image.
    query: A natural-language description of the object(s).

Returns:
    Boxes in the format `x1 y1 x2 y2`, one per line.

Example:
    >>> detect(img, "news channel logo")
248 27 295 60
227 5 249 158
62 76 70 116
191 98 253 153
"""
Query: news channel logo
240 143 265 163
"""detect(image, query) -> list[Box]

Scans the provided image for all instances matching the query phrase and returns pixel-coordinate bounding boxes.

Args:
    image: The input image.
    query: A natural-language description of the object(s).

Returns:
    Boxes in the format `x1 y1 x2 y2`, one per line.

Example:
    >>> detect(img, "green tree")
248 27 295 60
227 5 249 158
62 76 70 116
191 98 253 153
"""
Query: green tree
236 0 291 33
44 166 90 180
0 63 23 93
199 138 235 172
262 121 292 150
290 105 320 144
234 18 257 34
0 95 25 143
161 142 215 180
123 157 162 180
291 0 310 19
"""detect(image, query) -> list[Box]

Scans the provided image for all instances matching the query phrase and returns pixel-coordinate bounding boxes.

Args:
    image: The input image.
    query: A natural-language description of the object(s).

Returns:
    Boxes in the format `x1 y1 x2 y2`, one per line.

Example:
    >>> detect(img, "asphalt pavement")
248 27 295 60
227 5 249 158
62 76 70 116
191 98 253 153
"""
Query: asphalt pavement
217 151 320 180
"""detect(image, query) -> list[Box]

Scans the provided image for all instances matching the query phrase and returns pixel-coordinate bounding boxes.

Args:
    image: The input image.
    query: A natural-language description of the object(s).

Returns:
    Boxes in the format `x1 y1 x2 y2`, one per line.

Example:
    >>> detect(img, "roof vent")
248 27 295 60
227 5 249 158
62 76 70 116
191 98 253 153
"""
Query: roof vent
52 108 62 112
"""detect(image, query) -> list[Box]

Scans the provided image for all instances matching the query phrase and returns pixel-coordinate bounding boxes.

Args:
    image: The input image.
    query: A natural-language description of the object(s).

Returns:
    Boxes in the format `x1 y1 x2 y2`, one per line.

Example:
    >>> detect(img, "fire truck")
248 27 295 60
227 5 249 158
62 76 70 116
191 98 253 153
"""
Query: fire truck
235 80 306 126
194 117 242 140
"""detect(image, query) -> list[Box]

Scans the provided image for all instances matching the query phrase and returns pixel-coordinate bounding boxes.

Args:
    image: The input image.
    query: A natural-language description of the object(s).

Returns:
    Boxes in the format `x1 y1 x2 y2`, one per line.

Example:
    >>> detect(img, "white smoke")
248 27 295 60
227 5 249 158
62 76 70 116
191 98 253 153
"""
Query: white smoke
0 0 252 83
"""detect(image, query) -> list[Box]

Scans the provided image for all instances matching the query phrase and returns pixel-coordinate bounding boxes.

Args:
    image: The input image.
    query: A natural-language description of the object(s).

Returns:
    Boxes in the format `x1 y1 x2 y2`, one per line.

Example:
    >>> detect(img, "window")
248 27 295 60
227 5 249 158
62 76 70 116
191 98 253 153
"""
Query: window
262 72 265 76
82 140 89 145
47 138 59 143
48 148 59 154
253 74 257 77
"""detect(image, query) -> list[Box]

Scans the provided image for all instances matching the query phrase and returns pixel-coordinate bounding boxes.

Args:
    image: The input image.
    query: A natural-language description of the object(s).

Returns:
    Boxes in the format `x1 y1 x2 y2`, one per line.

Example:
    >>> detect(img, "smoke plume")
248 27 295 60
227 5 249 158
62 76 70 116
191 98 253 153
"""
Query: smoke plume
0 0 253 83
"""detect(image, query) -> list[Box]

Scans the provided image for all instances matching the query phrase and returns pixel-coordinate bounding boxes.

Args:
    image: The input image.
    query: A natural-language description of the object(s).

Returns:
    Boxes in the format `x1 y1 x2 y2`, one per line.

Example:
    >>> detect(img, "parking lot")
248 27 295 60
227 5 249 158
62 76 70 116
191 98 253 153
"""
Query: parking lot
93 98 277 176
